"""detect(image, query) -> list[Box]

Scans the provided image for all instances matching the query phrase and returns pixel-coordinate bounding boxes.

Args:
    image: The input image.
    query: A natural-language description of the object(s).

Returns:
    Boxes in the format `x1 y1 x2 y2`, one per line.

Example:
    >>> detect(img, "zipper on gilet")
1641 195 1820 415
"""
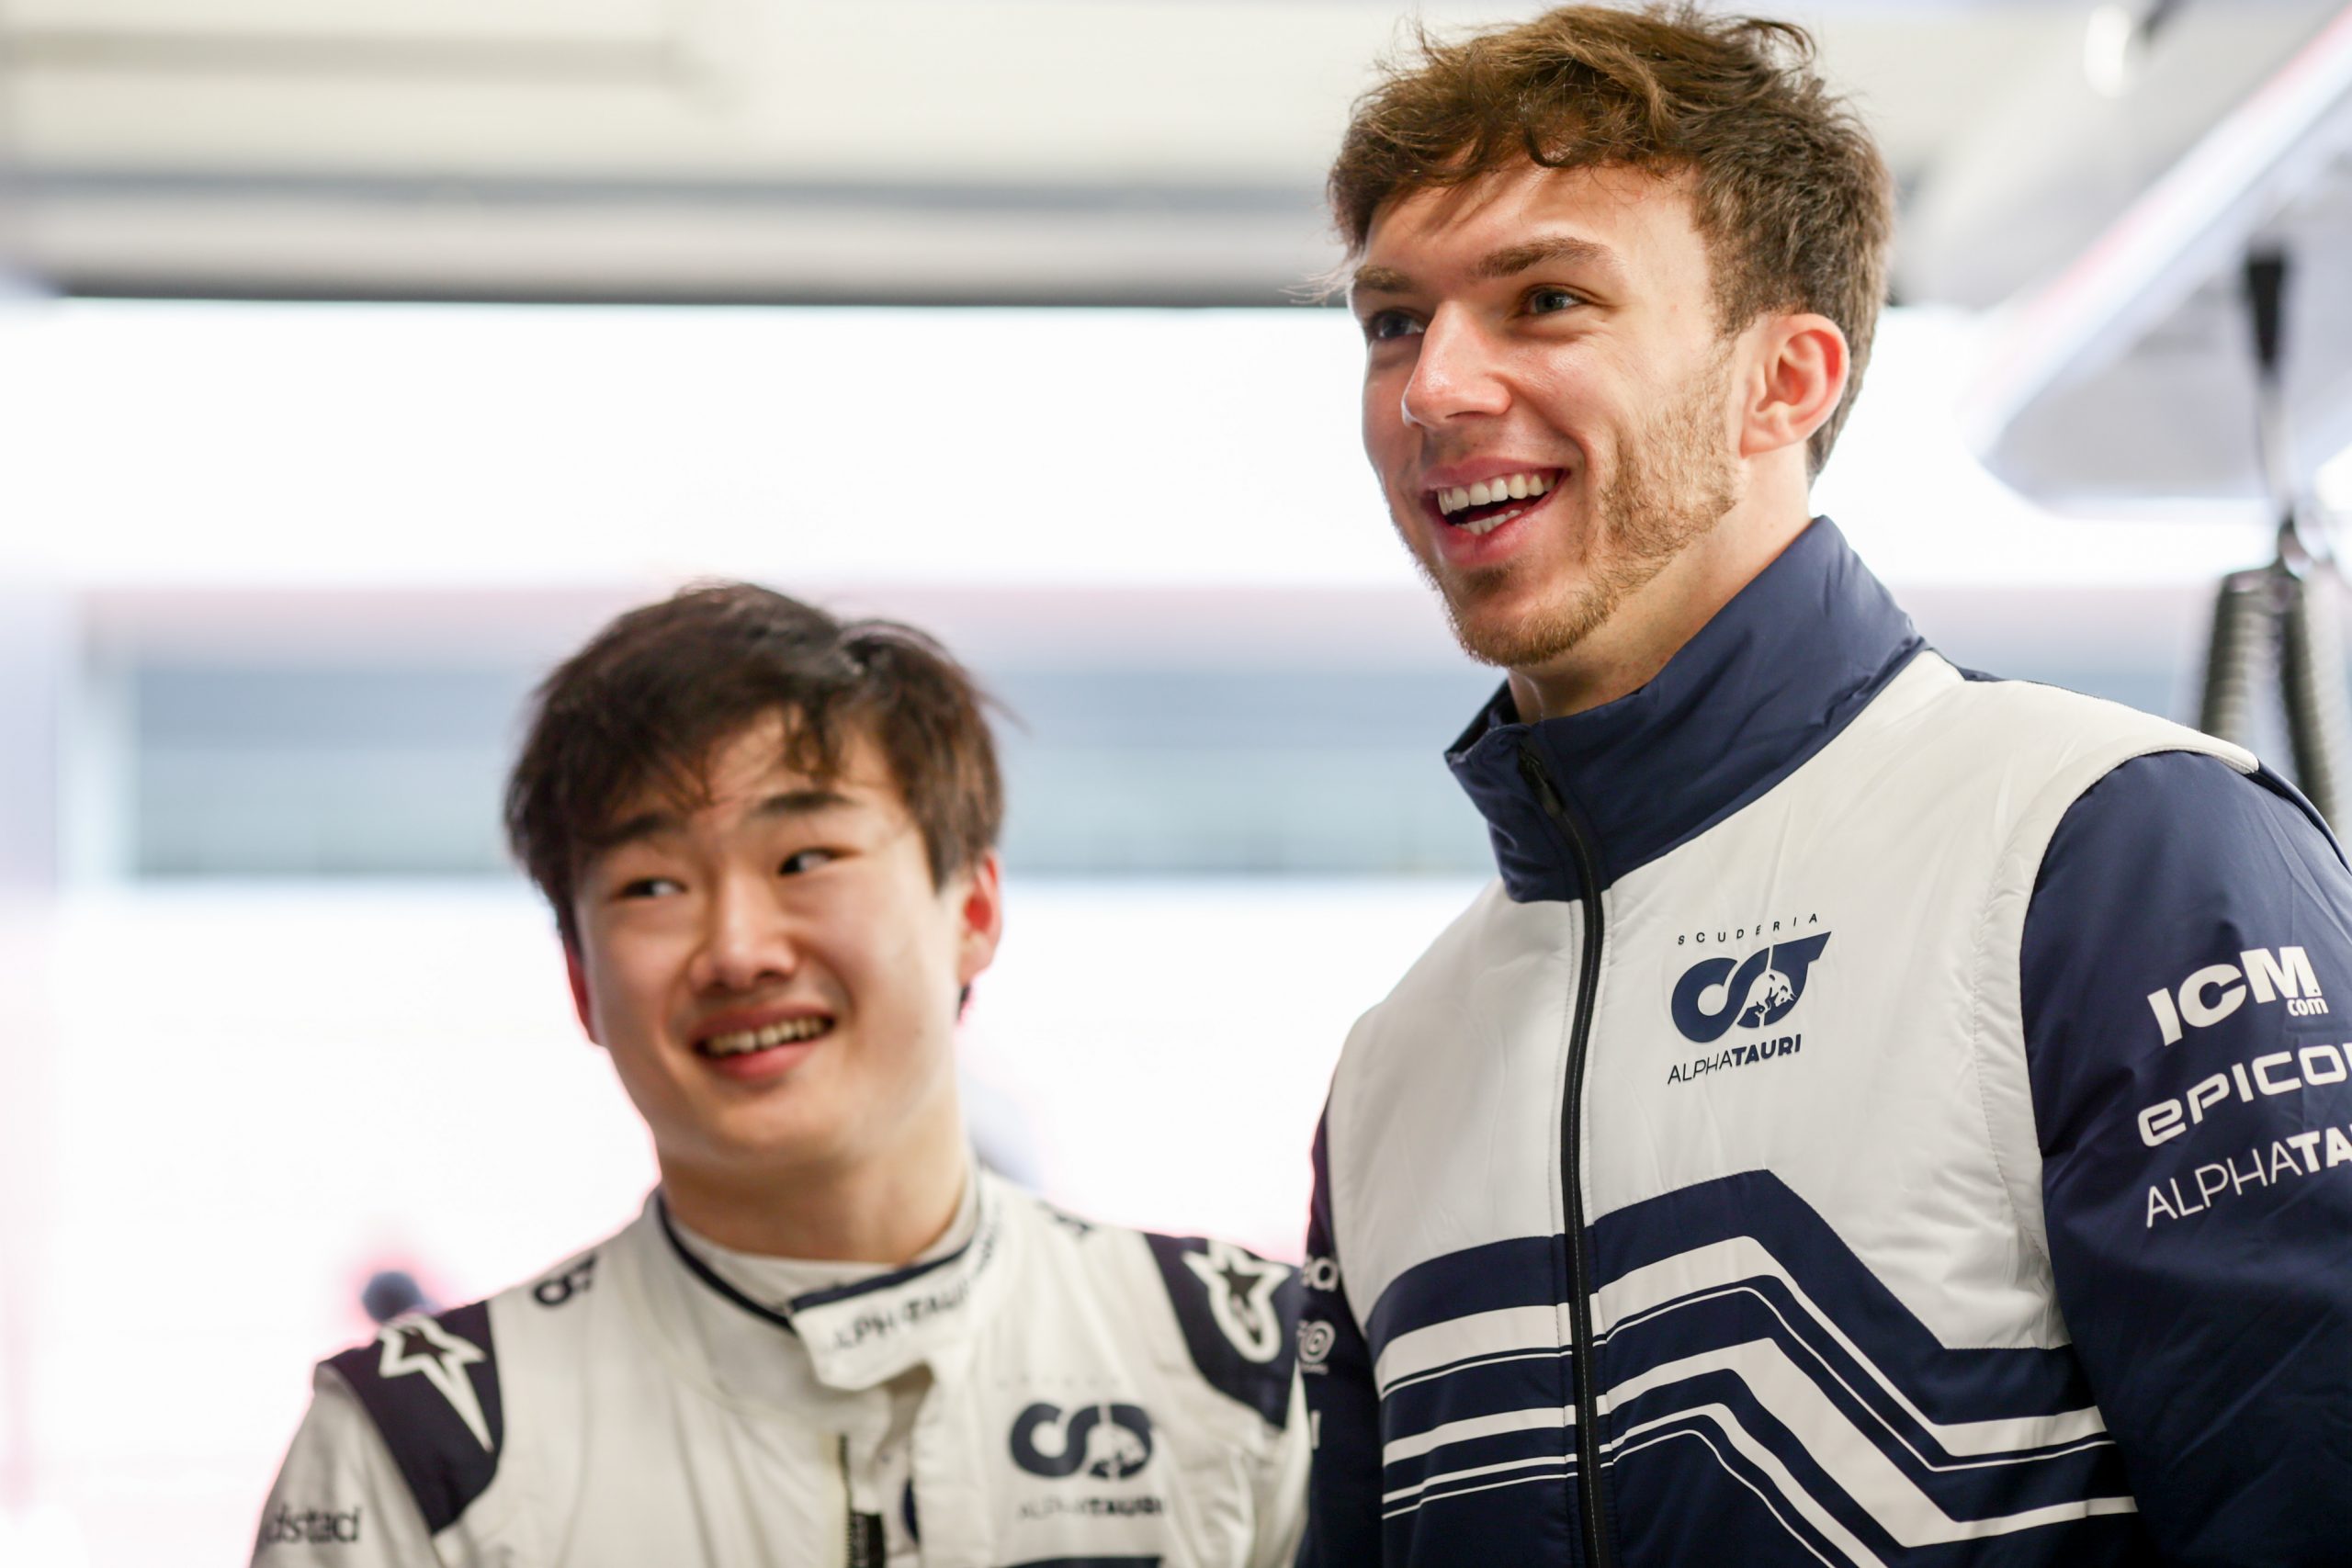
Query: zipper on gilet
1517 741 1618 1568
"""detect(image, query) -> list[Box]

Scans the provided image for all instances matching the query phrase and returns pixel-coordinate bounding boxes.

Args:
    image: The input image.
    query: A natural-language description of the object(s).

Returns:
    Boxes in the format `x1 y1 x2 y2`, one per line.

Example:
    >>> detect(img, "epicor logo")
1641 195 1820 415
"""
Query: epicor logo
2137 1040 2352 1146
1009 1402 1155 1481
1670 933 1833 1043
2148 947 2328 1045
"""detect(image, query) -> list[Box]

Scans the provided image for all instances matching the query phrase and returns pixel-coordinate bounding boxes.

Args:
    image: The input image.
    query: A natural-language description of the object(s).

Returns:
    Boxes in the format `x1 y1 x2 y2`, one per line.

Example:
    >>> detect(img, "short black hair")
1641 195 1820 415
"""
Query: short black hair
504 582 1003 947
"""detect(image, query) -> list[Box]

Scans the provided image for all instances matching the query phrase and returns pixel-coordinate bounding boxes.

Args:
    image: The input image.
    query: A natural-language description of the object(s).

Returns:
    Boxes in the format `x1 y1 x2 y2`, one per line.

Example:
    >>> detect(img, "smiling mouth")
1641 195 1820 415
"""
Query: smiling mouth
696 1015 834 1059
1429 468 1559 537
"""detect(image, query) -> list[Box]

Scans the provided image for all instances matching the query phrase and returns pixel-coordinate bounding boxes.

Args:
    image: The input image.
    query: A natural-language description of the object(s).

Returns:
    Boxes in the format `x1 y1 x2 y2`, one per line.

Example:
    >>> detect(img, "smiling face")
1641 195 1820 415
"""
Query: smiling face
565 712 1001 1197
1352 160 1747 680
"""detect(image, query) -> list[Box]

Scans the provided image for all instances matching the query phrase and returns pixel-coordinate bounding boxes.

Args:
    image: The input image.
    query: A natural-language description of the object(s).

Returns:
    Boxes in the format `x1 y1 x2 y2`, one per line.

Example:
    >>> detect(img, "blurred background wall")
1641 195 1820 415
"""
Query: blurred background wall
4 1 2351 1562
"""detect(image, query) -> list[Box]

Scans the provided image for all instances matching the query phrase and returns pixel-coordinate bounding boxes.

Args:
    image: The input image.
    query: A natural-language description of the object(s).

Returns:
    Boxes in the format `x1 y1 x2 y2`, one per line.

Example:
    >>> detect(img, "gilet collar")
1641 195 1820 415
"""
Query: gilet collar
1446 517 1924 903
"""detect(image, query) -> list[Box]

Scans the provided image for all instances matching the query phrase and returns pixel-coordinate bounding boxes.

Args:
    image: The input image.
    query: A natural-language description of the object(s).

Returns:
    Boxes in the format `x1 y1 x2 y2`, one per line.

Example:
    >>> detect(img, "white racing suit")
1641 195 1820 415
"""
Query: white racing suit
256 1169 1306 1566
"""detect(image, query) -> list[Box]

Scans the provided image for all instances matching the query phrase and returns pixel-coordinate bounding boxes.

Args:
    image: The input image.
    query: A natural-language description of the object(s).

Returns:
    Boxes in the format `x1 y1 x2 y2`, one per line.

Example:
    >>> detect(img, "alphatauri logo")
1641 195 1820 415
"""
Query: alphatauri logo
2148 947 2327 1045
1671 933 1833 1043
1009 1402 1155 1481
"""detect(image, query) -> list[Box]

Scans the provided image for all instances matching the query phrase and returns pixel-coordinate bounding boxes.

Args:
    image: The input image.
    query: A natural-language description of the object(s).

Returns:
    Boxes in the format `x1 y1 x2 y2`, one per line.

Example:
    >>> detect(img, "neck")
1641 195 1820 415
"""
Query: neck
660 1100 970 1265
1508 489 1815 723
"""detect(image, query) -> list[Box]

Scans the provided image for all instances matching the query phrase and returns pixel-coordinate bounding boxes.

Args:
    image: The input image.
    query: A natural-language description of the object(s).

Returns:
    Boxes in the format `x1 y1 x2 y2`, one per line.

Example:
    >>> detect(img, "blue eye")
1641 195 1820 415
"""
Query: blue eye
1362 310 1424 343
1526 287 1584 315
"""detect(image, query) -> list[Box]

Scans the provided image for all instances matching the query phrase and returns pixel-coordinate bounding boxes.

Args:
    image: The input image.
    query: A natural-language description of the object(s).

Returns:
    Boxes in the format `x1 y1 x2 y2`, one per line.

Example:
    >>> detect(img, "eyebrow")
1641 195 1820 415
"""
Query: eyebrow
596 787 854 851
1476 235 1621 284
752 786 854 820
1350 234 1625 300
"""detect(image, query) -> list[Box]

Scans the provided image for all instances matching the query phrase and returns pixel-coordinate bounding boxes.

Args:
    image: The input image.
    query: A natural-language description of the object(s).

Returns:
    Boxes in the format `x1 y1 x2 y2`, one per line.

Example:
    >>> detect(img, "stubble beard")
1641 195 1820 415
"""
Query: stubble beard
1422 353 1741 673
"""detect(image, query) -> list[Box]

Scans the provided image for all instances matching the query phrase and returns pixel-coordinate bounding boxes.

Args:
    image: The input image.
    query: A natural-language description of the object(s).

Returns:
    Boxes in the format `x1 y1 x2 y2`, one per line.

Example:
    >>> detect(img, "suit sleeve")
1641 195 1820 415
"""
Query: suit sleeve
252 1371 447 1567
2022 750 2352 1565
1296 1109 1386 1565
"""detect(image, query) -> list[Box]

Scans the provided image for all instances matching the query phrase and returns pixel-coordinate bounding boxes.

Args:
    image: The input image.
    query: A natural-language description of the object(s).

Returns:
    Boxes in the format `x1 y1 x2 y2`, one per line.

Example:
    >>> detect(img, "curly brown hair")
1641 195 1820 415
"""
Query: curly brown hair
1329 4 1894 474
504 583 1003 949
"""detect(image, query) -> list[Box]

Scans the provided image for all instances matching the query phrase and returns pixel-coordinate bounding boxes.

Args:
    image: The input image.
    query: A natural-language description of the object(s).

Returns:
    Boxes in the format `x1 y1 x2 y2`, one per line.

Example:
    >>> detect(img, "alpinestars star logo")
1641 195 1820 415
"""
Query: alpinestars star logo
1182 1239 1287 1364
1671 932 1833 1043
376 1314 493 1450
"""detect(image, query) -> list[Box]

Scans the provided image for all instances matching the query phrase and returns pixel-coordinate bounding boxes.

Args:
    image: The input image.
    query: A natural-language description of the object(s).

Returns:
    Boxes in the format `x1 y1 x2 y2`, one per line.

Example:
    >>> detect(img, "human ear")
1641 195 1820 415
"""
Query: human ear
565 942 602 1047
953 851 1005 987
1739 312 1848 460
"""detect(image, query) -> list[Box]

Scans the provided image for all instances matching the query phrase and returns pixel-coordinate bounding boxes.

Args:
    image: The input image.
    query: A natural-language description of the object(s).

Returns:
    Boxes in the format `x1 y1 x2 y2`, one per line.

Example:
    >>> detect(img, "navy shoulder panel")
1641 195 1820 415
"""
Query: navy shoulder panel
323 1299 505 1535
1141 1233 1298 1429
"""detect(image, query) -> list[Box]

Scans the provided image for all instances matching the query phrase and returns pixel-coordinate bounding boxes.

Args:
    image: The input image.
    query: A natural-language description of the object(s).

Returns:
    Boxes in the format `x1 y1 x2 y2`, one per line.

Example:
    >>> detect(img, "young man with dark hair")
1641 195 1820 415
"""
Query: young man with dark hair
1299 6 2352 1565
254 583 1306 1566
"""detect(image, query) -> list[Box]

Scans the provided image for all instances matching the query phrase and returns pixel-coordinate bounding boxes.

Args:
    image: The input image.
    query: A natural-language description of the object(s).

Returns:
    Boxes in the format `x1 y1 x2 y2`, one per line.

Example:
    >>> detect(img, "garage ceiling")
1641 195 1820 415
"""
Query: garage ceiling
0 0 2109 304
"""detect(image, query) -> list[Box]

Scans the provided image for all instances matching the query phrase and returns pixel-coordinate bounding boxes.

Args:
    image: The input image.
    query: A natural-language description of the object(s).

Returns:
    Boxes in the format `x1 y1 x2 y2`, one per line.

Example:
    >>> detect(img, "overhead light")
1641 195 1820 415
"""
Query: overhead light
2085 3 2143 99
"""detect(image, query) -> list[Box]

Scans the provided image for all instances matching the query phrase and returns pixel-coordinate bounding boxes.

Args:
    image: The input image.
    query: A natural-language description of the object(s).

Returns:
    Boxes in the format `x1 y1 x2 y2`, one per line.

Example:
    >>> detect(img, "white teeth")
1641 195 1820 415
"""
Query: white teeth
1434 470 1553 518
703 1016 830 1056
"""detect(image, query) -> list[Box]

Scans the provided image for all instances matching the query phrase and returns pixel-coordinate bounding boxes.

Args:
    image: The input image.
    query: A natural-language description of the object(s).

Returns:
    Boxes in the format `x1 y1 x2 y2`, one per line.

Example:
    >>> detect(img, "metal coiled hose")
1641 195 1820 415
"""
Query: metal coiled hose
2280 566 2352 827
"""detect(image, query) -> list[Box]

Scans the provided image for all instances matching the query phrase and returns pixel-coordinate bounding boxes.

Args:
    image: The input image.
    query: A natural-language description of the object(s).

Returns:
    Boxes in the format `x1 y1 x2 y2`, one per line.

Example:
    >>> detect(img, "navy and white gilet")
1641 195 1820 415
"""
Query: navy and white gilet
1298 518 2352 1566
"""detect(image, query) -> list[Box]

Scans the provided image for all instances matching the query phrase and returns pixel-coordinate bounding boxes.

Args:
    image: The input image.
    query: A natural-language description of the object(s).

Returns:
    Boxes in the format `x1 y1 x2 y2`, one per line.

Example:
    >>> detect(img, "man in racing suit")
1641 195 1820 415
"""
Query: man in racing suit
254 585 1306 1566
1298 6 2352 1565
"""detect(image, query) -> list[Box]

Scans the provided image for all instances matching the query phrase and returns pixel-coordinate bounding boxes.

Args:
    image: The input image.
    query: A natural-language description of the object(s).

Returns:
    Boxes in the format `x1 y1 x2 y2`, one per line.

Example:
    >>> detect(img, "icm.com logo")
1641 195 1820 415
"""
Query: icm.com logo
1670 932 1833 1043
1009 1402 1155 1481
2147 946 2327 1045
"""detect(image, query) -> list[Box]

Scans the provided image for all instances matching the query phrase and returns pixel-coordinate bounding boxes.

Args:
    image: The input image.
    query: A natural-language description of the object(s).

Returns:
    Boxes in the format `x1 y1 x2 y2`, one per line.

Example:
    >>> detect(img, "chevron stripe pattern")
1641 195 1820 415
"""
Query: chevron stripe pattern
1361 1174 2157 1565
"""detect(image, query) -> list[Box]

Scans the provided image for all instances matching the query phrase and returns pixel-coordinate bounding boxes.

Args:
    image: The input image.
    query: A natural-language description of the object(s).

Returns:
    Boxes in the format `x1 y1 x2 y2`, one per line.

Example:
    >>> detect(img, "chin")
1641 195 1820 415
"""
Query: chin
1443 581 1590 671
704 1112 842 1168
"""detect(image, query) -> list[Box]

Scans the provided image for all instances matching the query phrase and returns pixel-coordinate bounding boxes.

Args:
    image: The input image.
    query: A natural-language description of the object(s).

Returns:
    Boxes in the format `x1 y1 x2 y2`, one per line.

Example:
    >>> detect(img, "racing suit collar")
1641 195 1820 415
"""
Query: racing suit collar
658 1167 1009 1391
1447 516 1924 903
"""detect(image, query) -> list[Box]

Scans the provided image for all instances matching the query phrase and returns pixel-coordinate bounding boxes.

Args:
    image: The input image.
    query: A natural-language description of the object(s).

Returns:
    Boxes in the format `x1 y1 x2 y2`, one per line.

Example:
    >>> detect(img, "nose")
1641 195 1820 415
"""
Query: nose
686 870 796 994
1399 305 1510 429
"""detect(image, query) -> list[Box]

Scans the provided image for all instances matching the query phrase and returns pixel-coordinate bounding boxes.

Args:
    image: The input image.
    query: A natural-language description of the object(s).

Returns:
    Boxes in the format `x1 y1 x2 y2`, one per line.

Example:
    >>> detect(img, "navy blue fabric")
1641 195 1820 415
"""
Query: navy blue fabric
1603 1419 1849 1568
325 1301 503 1536
1297 1115 1398 1568
2023 750 2352 1565
1384 1419 1577 1503
1379 1350 1571 1455
1139 1233 1299 1429
1362 1235 1560 1354
1385 1454 1579 1567
1446 517 1923 903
